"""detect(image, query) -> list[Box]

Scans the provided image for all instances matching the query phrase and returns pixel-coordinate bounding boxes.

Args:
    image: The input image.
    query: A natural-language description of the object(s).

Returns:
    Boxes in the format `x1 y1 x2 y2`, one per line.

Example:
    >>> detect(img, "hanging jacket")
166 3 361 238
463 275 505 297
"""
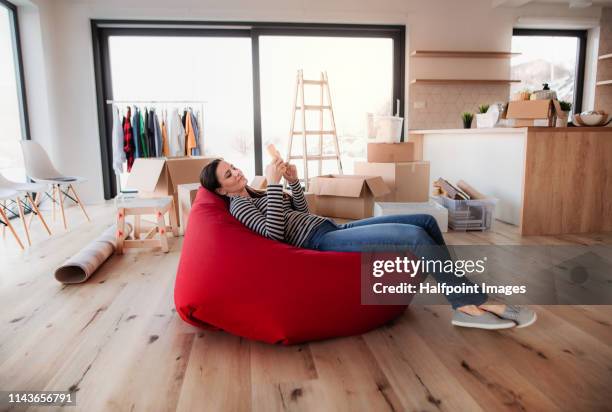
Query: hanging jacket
190 110 201 156
161 115 169 157
122 106 134 171
139 111 147 157
152 110 162 158
147 108 157 157
111 105 125 174
132 107 141 159
167 108 186 156
185 110 198 156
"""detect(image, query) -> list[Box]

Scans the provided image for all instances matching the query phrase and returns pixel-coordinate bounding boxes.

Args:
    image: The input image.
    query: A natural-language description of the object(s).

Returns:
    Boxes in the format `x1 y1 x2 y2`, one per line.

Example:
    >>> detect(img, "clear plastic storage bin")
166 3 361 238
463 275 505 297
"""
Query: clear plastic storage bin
434 196 497 231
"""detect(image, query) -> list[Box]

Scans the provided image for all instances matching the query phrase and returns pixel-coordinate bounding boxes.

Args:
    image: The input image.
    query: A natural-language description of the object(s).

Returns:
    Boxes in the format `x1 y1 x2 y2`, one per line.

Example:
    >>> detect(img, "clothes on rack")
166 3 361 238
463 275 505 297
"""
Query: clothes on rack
132 108 141 159
161 111 169 157
139 111 147 157
122 107 134 171
185 110 198 155
168 107 186 156
152 110 162 158
111 105 125 174
112 103 203 168
189 109 202 156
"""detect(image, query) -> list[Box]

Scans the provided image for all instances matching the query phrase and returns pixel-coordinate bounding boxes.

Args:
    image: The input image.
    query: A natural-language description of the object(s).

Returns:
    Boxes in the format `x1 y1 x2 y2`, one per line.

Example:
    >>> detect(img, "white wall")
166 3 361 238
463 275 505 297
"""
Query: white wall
15 0 603 203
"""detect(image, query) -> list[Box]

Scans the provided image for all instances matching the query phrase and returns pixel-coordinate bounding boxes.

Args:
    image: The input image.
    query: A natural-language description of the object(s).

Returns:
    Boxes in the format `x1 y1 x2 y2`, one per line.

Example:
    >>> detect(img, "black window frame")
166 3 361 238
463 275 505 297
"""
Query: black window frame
91 20 405 199
512 28 587 114
1 0 31 142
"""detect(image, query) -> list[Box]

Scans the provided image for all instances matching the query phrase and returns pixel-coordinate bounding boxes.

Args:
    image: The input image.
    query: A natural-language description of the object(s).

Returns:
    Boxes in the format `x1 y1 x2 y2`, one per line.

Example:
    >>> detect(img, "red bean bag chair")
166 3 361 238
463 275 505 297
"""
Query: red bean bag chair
174 187 407 344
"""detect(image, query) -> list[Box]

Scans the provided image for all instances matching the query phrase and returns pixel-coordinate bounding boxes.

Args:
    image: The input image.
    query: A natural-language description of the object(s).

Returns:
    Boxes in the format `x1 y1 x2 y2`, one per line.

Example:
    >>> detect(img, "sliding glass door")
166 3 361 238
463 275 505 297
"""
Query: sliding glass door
93 22 405 198
0 0 28 181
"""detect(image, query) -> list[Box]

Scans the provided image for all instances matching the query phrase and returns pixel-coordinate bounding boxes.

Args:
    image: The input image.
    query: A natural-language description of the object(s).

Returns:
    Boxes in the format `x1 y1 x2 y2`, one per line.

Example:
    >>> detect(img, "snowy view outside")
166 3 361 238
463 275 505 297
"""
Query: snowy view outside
511 35 579 113
108 35 394 185
0 5 26 182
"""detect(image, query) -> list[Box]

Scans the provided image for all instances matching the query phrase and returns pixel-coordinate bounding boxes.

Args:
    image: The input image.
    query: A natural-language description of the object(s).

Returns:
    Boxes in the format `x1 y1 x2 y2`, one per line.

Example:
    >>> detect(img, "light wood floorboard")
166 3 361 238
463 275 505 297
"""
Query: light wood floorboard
1 202 611 411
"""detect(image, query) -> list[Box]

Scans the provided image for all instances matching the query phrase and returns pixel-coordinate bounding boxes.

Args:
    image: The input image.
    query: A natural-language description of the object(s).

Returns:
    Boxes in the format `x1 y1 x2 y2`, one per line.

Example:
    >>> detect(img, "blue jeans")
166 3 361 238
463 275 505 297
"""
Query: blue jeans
303 214 488 308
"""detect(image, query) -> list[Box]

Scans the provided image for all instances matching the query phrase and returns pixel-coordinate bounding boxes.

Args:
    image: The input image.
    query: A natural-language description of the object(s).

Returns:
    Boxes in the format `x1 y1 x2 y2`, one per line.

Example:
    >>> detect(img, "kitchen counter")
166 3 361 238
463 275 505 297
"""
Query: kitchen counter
409 126 610 135
407 127 612 235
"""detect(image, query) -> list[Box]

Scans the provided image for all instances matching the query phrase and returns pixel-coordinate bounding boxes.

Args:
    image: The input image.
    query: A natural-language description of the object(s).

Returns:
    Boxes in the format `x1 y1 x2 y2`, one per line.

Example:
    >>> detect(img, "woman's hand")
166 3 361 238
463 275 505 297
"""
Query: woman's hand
283 163 299 184
265 158 286 185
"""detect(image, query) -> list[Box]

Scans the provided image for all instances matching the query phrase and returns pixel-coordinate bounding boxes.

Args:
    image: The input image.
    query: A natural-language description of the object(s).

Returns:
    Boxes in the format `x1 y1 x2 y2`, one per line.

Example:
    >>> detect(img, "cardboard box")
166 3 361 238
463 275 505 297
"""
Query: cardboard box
303 192 317 214
505 99 562 127
353 161 430 202
308 175 390 219
367 142 416 163
127 157 214 225
177 183 201 235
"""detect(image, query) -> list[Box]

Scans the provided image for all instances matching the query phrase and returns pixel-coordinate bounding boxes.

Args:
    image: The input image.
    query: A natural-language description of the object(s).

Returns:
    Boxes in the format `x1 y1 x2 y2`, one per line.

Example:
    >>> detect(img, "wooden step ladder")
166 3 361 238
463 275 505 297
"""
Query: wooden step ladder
286 70 343 190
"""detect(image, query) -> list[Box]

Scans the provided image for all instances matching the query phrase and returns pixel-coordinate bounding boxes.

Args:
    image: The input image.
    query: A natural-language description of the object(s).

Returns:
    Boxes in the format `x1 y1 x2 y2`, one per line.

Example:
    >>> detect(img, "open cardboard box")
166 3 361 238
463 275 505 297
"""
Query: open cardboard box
367 142 417 163
505 99 563 127
309 174 390 219
127 157 215 225
177 183 201 235
354 161 430 202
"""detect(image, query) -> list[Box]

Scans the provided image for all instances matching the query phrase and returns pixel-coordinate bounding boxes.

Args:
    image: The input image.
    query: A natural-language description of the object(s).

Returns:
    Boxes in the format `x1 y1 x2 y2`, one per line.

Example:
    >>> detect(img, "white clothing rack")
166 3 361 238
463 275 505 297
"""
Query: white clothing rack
107 99 206 198
106 99 207 104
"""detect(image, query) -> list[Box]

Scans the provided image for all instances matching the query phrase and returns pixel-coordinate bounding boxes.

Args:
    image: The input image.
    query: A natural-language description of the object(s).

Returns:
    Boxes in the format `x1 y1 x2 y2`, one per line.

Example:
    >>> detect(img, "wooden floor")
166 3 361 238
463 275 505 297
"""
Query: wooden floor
1 202 611 412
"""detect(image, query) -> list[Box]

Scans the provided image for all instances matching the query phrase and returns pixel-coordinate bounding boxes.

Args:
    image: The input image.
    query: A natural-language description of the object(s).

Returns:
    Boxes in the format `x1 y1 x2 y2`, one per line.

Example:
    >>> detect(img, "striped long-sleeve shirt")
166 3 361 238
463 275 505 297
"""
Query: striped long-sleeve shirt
229 181 328 247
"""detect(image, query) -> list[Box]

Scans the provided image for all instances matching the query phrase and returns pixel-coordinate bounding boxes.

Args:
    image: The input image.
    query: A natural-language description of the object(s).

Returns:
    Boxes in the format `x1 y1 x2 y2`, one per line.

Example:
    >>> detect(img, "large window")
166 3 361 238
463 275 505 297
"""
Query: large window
0 0 29 181
107 35 254 180
259 36 394 176
511 29 586 114
92 22 405 199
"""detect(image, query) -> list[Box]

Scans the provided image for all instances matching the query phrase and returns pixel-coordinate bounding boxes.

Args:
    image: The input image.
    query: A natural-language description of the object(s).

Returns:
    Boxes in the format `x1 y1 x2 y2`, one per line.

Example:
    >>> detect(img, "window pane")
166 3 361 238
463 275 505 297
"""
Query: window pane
108 36 255 180
511 35 578 111
259 36 394 178
0 5 25 181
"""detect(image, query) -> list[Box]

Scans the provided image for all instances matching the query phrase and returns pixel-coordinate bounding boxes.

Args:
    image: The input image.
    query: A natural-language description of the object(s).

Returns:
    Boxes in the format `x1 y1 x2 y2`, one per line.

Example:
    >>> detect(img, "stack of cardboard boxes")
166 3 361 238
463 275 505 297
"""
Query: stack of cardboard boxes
305 142 431 220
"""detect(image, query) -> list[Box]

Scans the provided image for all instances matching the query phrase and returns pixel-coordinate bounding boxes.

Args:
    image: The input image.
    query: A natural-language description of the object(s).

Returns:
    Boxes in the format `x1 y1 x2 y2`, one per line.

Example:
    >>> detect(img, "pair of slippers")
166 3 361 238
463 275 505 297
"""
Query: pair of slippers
452 306 537 330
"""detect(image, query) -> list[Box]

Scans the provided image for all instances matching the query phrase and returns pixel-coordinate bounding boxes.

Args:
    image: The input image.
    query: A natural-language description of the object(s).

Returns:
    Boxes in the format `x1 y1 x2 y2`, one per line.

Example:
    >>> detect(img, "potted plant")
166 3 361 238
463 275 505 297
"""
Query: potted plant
476 104 491 128
557 101 572 127
461 112 474 129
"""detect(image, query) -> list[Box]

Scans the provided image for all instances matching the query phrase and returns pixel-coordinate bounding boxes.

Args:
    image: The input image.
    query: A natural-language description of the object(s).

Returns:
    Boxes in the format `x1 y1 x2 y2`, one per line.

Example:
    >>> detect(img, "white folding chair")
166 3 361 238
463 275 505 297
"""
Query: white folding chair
0 173 52 244
20 140 91 230
0 188 25 250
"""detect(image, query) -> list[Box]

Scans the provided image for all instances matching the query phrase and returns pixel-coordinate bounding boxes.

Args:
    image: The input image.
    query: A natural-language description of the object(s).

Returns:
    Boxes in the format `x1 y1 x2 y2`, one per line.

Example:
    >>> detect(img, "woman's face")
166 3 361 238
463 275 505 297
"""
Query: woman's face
215 160 247 195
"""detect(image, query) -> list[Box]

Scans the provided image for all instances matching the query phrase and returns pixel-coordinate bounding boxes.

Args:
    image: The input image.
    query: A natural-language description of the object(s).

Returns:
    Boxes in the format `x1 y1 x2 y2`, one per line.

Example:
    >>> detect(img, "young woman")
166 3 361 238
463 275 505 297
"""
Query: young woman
200 158 536 330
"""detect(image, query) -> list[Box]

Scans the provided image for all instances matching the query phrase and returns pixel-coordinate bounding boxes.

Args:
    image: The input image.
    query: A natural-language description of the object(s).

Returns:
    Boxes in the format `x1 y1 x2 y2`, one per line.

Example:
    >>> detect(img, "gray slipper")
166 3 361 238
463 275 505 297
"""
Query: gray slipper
452 310 516 330
497 305 537 328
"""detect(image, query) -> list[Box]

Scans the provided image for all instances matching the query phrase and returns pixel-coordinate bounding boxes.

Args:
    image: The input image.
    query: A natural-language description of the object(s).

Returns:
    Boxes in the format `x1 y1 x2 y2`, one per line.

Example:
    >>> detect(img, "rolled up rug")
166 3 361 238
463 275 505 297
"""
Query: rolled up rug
54 223 132 284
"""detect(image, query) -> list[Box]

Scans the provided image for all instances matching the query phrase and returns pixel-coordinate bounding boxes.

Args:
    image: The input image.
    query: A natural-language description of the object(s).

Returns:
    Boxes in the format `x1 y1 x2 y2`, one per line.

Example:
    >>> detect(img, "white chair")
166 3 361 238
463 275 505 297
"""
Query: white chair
0 188 25 250
20 140 91 230
0 172 52 245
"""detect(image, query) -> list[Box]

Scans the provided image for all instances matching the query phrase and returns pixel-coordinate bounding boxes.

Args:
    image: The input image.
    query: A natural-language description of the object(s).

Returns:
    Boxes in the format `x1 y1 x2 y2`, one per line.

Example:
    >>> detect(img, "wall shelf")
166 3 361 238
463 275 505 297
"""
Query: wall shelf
410 79 521 85
411 50 520 58
596 80 612 86
598 53 612 61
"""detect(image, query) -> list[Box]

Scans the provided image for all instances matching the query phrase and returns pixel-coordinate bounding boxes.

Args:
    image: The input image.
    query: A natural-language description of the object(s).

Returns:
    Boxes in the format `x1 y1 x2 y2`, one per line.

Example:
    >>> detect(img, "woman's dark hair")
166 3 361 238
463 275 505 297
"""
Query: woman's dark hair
200 158 223 194
200 159 265 198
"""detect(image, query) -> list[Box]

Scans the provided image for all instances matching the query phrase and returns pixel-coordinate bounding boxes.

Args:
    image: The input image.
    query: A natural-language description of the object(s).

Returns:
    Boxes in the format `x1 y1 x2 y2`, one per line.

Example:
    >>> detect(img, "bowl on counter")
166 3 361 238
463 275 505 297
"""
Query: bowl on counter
572 111 612 127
